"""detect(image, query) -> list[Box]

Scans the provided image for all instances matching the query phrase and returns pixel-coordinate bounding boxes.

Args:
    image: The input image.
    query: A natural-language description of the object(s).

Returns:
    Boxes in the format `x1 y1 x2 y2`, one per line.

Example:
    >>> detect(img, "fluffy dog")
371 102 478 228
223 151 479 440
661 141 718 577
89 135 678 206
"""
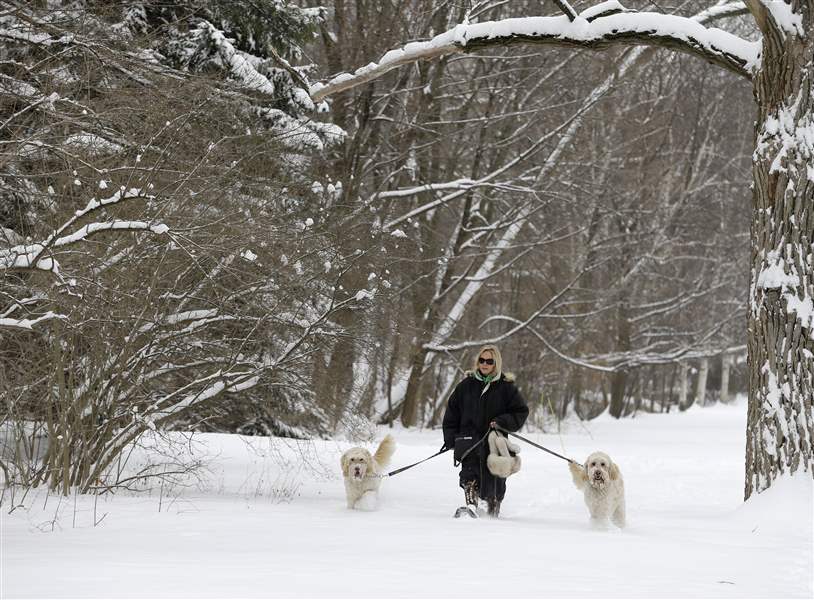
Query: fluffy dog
340 434 396 510
569 451 626 528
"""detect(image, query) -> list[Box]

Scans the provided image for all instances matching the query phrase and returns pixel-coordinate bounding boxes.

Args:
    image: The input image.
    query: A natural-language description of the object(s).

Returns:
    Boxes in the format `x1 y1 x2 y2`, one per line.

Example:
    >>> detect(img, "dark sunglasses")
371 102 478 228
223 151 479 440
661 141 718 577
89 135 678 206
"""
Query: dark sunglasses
478 357 495 365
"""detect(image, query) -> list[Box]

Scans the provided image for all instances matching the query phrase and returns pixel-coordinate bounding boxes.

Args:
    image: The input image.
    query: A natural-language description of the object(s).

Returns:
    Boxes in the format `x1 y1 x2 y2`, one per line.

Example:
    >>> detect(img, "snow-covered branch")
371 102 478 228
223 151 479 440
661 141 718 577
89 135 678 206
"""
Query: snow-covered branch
311 2 758 101
0 311 65 331
0 188 166 275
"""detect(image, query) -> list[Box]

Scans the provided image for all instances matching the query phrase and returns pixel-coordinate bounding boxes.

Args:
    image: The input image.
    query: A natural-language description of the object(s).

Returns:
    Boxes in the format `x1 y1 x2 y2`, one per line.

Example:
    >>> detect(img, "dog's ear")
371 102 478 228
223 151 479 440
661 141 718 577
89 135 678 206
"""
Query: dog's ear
340 453 350 477
609 460 621 481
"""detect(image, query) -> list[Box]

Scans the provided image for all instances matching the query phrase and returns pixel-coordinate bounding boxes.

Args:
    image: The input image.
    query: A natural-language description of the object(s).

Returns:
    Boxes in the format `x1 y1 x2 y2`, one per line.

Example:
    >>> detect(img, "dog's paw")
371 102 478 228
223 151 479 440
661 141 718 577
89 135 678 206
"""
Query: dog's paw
354 490 379 511
588 517 612 532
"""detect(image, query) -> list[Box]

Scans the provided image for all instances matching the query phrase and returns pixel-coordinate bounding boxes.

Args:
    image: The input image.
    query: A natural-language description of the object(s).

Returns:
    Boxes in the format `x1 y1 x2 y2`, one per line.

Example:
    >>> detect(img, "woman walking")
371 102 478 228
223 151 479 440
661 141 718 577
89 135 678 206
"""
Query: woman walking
442 344 529 517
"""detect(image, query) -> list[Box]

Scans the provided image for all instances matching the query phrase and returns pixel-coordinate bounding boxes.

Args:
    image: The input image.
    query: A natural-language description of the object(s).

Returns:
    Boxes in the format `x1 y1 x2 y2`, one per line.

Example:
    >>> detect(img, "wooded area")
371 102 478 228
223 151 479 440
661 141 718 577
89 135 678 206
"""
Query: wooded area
0 1 810 499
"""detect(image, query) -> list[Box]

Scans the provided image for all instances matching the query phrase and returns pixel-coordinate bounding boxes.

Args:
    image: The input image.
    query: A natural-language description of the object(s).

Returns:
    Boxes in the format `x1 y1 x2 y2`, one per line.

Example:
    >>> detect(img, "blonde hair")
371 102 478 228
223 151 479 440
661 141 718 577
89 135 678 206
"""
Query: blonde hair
473 345 502 379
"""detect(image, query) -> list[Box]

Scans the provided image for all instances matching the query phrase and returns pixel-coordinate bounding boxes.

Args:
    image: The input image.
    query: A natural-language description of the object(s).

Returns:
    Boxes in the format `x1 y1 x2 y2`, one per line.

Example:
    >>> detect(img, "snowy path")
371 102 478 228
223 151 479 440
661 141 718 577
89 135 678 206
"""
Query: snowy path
3 401 812 598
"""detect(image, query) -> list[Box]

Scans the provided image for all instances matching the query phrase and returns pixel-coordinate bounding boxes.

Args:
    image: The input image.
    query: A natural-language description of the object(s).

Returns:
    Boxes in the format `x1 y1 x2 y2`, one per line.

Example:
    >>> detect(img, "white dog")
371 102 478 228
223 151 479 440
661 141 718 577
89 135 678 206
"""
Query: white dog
340 434 396 510
569 451 626 529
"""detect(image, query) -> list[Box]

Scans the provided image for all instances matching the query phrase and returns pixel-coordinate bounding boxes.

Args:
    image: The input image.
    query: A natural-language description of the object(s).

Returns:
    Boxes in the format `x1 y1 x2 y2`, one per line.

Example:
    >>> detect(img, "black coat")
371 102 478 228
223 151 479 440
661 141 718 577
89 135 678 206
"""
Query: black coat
441 371 529 500
442 371 529 450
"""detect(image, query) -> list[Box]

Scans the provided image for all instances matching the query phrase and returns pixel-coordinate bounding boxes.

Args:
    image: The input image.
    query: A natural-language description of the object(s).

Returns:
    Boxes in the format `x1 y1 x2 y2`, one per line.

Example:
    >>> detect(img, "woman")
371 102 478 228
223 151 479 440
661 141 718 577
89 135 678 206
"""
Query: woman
442 344 529 517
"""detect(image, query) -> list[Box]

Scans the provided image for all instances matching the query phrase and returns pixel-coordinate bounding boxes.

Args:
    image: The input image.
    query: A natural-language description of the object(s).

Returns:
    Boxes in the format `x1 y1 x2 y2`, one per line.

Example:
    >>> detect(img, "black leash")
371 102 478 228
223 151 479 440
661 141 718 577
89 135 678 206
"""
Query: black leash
454 428 491 466
385 423 578 477
494 424 580 466
386 427 491 476
387 447 450 477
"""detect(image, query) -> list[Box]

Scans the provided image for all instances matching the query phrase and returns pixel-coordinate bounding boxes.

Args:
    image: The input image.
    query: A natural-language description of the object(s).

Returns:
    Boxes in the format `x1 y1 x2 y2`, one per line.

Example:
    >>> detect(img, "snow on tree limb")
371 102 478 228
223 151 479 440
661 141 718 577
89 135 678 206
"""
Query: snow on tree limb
201 20 278 98
0 311 65 331
310 3 759 101
747 0 804 37
0 187 166 274
1 221 168 274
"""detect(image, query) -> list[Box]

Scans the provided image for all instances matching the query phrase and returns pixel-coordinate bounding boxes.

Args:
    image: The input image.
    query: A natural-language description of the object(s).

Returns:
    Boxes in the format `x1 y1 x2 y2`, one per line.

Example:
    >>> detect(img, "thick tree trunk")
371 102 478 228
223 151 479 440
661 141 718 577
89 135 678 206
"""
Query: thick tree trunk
746 5 814 499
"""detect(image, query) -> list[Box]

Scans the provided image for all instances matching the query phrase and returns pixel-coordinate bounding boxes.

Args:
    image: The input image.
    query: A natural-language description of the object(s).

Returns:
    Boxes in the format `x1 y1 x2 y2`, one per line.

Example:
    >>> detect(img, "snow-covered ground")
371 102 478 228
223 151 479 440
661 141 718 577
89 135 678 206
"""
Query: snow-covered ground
2 399 812 598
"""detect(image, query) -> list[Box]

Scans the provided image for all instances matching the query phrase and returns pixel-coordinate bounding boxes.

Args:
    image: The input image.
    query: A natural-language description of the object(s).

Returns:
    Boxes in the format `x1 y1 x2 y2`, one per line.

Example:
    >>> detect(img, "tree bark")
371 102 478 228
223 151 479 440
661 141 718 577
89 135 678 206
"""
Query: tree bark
678 362 690 411
745 3 814 499
695 358 709 407
720 354 732 403
609 302 631 418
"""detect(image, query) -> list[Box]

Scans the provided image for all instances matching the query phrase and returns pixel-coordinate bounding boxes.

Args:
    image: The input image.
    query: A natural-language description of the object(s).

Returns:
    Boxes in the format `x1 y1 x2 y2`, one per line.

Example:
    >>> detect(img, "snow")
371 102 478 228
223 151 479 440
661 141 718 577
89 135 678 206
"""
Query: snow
762 0 804 37
63 133 123 155
203 21 276 97
0 311 63 330
757 250 799 290
311 6 759 101
354 289 375 301
580 1 625 21
3 399 812 598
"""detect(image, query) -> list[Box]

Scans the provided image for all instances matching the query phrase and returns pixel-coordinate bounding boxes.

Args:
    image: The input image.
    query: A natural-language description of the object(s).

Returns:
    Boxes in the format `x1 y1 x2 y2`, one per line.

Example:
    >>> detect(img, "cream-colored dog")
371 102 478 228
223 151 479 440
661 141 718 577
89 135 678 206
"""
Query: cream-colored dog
569 451 625 528
340 434 396 510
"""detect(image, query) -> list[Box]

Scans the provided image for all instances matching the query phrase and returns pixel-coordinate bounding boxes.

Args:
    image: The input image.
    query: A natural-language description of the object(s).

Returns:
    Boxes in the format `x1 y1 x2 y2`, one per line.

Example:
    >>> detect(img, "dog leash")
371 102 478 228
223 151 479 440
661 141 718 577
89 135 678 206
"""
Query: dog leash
386 447 450 477
454 428 491 466
385 423 579 477
493 424 580 466
386 426 490 476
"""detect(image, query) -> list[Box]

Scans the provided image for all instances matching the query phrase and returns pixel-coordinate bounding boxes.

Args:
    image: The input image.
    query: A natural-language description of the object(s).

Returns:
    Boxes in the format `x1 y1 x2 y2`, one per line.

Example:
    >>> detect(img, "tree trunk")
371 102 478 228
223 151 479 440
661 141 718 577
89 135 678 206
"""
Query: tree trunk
695 358 709 407
720 353 732 404
746 5 814 499
400 346 429 427
633 371 643 416
609 301 631 418
665 363 677 413
678 362 690 411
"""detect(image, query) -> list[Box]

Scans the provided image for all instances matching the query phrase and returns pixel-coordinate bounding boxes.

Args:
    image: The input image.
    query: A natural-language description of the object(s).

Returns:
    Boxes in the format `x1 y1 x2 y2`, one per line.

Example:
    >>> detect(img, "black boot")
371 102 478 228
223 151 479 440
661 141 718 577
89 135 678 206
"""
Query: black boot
487 498 501 518
463 480 479 518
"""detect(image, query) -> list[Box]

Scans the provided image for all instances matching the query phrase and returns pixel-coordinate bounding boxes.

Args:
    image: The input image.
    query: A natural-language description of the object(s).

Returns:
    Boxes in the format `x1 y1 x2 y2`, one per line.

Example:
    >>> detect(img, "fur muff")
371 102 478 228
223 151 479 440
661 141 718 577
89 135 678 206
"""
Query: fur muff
486 430 521 478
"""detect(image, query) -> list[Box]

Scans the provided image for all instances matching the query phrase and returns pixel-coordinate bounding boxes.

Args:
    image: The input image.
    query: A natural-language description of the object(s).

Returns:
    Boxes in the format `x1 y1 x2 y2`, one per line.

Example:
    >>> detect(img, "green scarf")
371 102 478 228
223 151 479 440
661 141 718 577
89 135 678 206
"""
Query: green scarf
474 370 496 384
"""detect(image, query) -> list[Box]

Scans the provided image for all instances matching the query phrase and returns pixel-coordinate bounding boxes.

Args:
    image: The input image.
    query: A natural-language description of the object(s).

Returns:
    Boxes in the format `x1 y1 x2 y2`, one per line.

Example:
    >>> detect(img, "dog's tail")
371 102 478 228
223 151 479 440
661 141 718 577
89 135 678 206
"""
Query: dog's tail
373 434 396 468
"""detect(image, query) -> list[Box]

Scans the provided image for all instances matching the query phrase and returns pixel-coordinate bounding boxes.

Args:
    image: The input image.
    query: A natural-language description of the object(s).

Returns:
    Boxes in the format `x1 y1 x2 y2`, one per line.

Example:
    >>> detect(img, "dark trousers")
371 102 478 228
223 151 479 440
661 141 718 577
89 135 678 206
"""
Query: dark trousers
458 448 507 501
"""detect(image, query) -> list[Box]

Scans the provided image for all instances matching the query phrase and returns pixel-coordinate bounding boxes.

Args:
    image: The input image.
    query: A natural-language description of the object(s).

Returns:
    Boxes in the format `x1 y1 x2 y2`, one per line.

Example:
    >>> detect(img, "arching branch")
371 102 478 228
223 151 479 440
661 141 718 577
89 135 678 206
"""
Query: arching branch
310 2 758 102
551 0 579 21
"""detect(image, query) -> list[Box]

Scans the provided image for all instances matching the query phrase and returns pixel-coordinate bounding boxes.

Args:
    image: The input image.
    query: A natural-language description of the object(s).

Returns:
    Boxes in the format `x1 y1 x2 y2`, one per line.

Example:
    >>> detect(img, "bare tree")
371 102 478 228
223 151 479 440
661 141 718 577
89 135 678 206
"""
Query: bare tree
308 0 813 498
0 0 363 492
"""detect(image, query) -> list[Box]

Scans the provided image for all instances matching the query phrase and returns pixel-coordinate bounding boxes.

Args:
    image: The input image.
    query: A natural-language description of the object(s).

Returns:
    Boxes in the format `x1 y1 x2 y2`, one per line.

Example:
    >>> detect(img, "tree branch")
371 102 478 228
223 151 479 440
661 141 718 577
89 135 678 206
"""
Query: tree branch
310 5 757 101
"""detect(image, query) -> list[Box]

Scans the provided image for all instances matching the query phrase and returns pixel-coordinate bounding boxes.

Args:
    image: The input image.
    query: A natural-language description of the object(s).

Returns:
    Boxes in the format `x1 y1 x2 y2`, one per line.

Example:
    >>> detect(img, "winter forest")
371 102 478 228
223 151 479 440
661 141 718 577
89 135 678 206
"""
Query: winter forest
1 0 813 597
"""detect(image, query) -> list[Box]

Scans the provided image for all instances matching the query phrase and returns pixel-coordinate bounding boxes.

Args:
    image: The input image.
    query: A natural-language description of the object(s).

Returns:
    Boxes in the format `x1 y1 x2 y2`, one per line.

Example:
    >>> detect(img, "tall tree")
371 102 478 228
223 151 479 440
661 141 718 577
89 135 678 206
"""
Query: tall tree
309 0 813 498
